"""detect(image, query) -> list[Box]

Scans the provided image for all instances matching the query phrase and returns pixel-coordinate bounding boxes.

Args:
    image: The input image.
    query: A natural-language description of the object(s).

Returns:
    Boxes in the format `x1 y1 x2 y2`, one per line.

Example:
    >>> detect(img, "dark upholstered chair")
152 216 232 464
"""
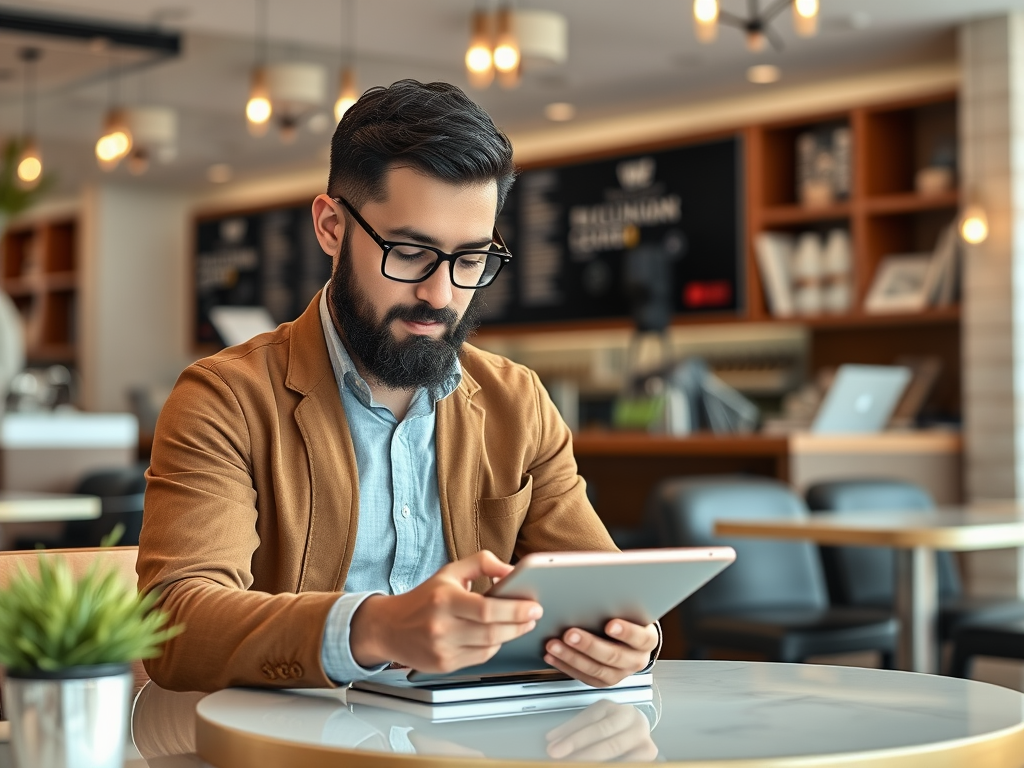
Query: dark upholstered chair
950 619 1024 678
650 476 898 664
805 479 1024 640
16 463 148 550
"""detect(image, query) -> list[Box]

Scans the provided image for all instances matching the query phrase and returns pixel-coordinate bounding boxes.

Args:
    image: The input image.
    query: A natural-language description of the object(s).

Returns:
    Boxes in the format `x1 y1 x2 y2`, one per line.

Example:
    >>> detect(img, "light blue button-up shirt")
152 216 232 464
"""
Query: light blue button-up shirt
317 287 458 683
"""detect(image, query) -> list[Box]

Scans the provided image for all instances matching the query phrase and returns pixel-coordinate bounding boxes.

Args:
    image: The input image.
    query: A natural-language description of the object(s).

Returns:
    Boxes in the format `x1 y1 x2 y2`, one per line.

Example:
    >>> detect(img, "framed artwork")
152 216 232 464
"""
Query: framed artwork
864 253 933 313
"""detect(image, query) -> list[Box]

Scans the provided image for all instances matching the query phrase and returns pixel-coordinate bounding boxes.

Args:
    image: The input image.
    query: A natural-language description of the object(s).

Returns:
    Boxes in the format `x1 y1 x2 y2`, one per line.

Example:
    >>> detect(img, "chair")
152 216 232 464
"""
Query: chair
805 479 1024 640
950 619 1024 678
16 463 148 550
650 476 897 664
0 547 149 720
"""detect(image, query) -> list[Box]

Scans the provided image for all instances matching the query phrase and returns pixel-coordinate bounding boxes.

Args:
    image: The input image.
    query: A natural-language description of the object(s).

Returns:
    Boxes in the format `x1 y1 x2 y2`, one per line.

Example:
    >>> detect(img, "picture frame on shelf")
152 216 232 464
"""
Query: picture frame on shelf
864 253 933 314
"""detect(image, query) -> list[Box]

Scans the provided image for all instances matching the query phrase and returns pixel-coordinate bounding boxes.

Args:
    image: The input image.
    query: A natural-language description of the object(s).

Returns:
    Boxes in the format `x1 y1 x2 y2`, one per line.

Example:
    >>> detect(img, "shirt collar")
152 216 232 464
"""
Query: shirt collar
318 284 462 411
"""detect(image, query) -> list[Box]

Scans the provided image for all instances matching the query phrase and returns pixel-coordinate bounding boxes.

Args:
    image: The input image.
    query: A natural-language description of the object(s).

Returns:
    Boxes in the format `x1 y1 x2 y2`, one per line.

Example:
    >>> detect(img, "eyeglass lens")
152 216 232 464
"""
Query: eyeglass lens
384 246 505 288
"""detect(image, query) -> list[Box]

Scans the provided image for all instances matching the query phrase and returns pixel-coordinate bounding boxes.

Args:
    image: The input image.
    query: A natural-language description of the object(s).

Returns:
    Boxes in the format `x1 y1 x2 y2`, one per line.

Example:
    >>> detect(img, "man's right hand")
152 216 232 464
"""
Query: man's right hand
348 550 542 673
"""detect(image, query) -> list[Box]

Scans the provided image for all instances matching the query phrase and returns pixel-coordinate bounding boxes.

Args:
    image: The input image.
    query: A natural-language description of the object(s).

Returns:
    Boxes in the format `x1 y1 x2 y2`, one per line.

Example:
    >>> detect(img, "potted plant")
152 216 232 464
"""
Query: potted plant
0 546 181 768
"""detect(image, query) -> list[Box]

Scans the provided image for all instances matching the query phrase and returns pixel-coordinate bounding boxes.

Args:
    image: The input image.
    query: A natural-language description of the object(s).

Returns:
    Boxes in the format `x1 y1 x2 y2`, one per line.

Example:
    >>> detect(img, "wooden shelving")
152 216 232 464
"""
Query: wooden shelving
0 217 79 365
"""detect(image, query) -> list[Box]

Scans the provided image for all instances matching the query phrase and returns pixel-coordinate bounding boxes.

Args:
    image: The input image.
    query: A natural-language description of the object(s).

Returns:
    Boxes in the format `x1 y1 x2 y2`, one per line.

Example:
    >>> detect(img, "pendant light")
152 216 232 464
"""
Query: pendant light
16 48 43 189
246 0 272 136
96 107 132 171
961 204 989 245
793 0 819 37
693 0 719 43
465 8 494 89
493 6 521 89
334 0 358 122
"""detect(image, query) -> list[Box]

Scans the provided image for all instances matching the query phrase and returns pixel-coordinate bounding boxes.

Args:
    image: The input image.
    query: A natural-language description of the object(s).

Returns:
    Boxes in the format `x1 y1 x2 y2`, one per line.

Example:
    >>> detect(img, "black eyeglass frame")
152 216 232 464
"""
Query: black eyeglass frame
331 195 513 289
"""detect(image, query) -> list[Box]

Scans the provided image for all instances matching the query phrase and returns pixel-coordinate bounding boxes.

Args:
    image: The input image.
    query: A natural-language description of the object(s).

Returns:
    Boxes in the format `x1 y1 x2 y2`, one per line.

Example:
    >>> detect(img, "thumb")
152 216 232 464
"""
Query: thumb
443 550 514 587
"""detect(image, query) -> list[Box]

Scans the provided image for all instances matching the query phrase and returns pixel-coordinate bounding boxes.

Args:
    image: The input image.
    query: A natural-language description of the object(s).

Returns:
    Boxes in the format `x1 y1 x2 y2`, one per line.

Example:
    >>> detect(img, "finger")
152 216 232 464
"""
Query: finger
545 635 646 687
449 590 542 624
557 628 649 675
620 742 661 762
442 550 515 584
605 619 659 653
453 617 538 648
543 649 608 689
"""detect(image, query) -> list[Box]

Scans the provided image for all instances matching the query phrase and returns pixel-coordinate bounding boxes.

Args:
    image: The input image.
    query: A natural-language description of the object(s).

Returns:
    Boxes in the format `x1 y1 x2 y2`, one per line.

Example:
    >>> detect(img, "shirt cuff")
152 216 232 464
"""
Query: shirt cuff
321 591 390 684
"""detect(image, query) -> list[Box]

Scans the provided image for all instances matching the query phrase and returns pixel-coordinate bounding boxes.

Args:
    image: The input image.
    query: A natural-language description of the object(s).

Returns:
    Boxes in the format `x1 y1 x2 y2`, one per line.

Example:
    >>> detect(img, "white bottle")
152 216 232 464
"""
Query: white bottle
792 232 824 315
821 228 853 313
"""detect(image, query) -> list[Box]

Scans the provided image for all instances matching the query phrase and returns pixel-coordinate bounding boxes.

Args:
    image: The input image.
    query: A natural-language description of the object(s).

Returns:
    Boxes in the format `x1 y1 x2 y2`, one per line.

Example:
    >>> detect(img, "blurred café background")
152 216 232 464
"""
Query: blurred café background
3 0 1024 687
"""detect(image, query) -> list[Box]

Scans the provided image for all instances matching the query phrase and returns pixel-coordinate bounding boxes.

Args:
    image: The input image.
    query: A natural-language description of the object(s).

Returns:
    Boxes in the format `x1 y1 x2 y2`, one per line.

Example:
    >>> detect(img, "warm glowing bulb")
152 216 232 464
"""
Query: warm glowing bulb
694 0 719 23
246 96 271 124
16 144 41 185
95 131 130 163
493 43 519 72
794 0 819 36
334 68 358 122
961 206 989 245
694 0 719 42
493 7 519 74
466 44 492 74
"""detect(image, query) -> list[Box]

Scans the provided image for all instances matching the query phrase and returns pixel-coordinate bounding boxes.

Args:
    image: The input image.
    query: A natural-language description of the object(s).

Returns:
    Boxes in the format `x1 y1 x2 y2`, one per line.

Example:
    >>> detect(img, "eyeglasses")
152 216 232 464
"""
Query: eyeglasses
332 195 512 289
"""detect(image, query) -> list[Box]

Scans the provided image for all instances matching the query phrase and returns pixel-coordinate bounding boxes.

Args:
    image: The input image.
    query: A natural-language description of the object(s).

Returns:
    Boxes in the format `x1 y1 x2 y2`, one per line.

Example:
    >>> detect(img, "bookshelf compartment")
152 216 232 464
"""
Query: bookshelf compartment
861 98 958 197
2 229 37 281
44 220 76 274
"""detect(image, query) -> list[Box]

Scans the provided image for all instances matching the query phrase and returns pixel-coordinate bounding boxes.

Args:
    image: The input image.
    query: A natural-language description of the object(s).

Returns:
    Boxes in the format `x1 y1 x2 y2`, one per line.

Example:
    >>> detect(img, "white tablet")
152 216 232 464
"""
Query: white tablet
406 547 735 683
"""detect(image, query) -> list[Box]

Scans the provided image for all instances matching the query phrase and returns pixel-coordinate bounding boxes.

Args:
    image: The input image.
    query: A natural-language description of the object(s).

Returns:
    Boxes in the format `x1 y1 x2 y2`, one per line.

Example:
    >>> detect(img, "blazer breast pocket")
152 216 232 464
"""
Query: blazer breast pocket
475 474 533 563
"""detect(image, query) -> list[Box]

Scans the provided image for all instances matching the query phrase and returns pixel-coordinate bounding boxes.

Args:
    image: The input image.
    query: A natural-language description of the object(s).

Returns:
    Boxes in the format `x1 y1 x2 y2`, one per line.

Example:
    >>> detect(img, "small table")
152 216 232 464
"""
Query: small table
0 491 100 548
715 503 1024 673
126 660 1024 766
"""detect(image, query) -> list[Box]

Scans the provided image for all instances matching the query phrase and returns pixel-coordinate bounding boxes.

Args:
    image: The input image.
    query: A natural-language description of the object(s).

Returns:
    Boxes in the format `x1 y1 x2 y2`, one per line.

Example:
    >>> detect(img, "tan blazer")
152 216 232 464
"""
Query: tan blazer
137 292 615 692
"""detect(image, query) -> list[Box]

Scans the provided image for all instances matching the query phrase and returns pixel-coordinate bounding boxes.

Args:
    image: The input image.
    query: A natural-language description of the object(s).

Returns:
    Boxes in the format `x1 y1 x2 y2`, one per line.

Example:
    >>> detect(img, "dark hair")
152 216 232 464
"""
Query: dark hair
327 79 517 214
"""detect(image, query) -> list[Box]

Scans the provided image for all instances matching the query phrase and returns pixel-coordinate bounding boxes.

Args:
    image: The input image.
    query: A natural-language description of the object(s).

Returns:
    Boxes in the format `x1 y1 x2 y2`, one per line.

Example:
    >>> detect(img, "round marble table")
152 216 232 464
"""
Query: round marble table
130 660 1024 767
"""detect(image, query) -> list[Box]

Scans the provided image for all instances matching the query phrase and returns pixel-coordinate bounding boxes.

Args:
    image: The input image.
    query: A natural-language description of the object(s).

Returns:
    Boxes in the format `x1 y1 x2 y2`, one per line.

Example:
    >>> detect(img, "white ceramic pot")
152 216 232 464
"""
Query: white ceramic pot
3 663 132 768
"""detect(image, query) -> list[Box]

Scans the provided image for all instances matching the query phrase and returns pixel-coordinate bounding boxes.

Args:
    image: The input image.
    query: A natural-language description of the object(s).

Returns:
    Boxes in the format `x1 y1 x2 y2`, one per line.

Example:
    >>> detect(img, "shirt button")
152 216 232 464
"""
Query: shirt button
402 505 410 518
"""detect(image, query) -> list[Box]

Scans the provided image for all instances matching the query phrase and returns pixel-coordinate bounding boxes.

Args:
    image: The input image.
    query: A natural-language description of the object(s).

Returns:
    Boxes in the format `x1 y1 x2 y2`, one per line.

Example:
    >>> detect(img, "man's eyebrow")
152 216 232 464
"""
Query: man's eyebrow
387 225 494 251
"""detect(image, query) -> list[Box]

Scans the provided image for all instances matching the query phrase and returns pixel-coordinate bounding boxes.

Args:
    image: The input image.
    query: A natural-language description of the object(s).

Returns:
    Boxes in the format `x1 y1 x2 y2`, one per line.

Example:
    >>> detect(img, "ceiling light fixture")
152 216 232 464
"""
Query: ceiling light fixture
334 0 358 122
465 8 494 89
246 0 272 136
95 108 132 170
122 106 177 175
465 7 566 90
747 64 780 84
15 47 42 188
692 0 819 51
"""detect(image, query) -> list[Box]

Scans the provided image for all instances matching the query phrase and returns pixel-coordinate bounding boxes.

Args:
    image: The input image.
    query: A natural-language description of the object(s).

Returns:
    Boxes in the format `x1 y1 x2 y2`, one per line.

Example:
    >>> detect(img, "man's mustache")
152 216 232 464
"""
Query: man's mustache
384 304 459 327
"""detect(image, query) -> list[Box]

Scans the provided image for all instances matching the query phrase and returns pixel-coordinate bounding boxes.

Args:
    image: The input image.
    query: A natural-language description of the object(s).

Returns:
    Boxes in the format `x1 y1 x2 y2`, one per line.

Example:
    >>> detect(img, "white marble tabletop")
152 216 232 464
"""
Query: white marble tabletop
128 660 1024 767
0 491 100 523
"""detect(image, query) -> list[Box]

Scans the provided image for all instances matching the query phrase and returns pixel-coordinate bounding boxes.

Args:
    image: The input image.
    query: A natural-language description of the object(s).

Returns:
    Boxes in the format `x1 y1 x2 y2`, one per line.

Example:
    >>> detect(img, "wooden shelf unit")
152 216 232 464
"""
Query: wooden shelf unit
745 91 961 416
1 217 79 365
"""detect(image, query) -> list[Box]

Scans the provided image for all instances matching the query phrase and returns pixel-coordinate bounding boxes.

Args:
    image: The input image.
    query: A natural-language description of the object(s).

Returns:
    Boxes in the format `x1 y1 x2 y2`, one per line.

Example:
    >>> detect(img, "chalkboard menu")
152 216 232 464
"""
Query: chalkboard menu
193 135 742 344
194 202 329 345
483 136 743 326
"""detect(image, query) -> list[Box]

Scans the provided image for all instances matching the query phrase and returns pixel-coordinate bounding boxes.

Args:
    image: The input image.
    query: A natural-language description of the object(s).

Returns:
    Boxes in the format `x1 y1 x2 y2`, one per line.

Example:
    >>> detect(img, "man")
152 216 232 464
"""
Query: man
138 79 659 693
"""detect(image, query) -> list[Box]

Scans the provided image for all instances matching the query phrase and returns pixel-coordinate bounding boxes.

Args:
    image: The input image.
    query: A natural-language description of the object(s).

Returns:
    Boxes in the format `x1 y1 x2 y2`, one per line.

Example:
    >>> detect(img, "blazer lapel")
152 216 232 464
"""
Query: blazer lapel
436 367 484 578
286 292 360 593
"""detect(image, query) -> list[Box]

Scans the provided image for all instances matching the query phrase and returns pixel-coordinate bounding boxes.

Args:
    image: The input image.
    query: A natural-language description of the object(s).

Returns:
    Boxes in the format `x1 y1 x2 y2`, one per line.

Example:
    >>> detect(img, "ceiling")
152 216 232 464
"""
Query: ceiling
0 0 1021 195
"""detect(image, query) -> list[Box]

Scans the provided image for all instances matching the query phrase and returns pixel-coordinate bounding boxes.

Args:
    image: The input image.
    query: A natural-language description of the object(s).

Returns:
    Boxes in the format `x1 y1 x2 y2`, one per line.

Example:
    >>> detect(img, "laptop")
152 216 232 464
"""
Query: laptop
811 364 912 434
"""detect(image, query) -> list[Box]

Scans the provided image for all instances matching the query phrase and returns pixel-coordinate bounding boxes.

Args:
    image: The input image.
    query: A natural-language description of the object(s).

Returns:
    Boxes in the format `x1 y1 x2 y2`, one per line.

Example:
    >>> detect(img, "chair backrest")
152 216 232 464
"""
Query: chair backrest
64 464 148 547
649 477 829 626
805 479 960 605
0 547 148 720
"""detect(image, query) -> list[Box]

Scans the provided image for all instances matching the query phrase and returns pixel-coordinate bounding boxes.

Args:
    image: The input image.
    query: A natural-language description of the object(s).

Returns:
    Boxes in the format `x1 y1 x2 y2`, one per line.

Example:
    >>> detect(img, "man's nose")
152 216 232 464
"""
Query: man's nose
414 264 454 309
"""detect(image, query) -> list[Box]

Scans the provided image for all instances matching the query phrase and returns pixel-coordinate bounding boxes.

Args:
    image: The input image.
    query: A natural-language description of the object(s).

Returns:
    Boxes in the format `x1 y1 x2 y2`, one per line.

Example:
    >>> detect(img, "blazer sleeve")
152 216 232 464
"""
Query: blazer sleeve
137 363 340 692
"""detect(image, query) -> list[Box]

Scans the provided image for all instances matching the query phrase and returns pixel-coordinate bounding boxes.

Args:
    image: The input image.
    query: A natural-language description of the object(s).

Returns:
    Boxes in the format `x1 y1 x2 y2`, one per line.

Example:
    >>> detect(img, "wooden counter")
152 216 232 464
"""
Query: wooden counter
573 430 963 530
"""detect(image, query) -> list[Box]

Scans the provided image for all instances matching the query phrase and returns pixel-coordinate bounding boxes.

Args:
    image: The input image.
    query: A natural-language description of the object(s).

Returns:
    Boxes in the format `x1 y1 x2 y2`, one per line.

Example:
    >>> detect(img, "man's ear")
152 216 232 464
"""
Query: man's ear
311 194 345 257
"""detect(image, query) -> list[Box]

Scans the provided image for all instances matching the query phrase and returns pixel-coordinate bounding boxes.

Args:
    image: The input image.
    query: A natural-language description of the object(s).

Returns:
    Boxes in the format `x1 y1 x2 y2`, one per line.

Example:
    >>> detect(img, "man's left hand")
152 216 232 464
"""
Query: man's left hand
544 619 658 687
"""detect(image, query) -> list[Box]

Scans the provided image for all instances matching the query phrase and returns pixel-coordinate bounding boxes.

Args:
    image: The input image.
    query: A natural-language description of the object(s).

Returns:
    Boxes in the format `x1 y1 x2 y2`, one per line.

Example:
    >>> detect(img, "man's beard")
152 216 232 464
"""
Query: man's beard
328 231 483 391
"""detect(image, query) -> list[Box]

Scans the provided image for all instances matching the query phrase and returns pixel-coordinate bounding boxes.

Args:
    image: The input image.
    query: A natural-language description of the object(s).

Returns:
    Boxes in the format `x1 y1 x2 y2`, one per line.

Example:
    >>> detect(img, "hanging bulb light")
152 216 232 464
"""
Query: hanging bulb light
494 7 521 88
961 204 989 245
793 0 820 37
16 139 42 187
745 25 767 52
693 0 719 43
246 66 272 135
334 67 358 122
465 9 494 89
16 48 42 189
95 108 132 171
